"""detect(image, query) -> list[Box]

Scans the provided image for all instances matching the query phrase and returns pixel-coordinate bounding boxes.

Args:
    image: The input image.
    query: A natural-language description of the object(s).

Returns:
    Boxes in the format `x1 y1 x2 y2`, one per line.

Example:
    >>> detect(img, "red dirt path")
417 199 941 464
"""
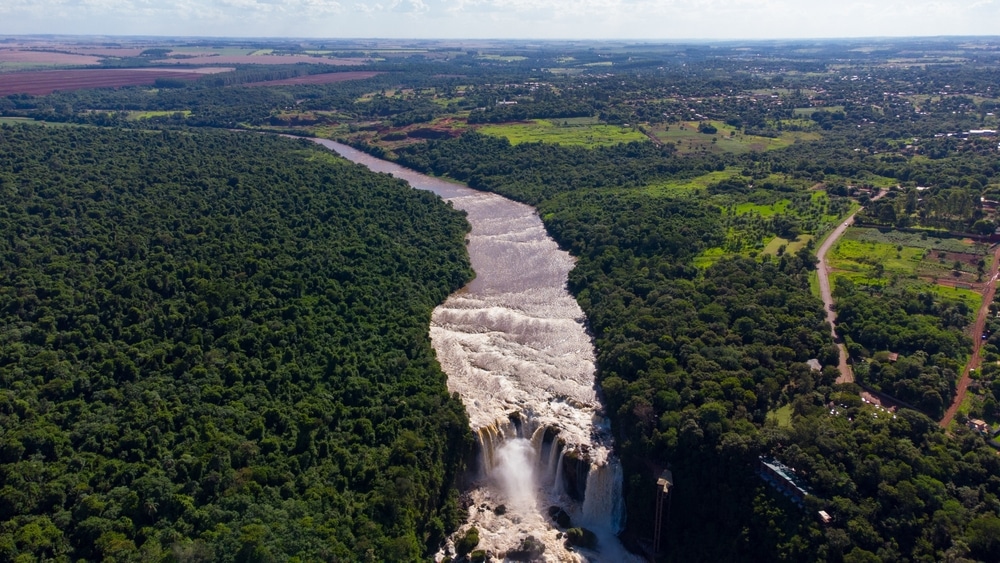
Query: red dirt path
940 243 1000 428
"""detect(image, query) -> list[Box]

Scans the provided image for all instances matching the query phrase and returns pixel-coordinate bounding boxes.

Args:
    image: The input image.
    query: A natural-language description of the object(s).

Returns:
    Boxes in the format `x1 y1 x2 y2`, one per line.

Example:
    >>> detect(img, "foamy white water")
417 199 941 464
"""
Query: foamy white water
313 139 639 562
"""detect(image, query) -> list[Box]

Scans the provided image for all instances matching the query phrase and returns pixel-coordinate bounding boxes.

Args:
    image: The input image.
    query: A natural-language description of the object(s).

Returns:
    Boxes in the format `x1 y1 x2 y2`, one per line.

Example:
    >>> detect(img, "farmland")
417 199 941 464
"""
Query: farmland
152 54 365 66
0 49 102 71
0 68 228 96
827 227 989 312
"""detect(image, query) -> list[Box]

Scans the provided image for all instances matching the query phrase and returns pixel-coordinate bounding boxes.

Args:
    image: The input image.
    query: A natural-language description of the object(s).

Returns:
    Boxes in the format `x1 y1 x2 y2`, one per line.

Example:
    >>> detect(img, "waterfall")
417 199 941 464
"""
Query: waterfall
310 139 638 562
581 458 627 534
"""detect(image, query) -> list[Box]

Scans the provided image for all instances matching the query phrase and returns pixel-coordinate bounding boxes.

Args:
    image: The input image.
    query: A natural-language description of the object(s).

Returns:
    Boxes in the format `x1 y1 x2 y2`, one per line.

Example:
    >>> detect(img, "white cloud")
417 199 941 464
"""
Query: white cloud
0 0 997 38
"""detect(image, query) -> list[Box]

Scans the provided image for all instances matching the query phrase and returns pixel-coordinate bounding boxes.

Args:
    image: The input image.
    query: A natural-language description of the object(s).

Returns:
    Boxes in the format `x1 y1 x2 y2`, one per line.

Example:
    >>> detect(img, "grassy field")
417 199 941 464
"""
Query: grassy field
762 235 813 256
828 228 986 313
734 199 791 217
648 120 819 155
477 119 646 147
766 404 793 428
128 110 192 120
639 169 739 197
844 227 990 255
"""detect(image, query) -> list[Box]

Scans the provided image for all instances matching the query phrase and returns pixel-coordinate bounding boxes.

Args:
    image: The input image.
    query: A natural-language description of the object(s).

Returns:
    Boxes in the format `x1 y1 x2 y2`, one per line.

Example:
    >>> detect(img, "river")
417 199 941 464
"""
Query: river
311 139 637 562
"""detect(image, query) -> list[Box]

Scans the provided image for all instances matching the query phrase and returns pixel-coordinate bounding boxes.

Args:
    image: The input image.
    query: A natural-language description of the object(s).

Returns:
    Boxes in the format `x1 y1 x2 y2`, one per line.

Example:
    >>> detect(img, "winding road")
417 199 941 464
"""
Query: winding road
816 192 886 384
815 188 1000 427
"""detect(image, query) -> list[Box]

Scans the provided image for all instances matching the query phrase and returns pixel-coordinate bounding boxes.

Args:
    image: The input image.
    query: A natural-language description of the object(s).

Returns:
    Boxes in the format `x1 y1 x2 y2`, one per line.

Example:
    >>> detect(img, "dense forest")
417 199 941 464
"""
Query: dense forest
0 125 474 561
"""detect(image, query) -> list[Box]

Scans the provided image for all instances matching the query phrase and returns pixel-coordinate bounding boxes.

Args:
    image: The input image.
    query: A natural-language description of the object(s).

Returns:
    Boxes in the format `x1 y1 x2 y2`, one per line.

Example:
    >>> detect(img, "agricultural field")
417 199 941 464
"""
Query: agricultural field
0 69 223 96
0 49 102 71
647 120 820 155
477 118 646 147
828 227 990 311
153 54 363 65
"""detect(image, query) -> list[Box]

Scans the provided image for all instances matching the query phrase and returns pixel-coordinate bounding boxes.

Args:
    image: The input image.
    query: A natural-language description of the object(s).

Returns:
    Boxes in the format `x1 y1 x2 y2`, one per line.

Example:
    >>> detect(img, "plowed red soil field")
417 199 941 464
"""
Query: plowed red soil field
0 69 216 96
0 50 102 65
154 55 364 66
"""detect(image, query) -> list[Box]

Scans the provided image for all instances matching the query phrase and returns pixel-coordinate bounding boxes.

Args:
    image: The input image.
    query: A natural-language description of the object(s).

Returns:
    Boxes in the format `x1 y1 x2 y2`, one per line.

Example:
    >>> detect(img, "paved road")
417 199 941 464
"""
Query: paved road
816 192 886 384
940 244 1000 428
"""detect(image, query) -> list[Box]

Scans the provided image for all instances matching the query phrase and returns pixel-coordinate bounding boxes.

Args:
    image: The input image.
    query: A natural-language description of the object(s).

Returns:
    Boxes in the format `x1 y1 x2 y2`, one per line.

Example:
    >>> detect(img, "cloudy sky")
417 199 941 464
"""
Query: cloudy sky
1 0 998 39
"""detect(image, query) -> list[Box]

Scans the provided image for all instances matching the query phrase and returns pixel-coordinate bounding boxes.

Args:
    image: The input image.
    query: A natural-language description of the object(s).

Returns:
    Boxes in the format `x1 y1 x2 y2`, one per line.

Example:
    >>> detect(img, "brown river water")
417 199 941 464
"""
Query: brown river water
312 139 639 562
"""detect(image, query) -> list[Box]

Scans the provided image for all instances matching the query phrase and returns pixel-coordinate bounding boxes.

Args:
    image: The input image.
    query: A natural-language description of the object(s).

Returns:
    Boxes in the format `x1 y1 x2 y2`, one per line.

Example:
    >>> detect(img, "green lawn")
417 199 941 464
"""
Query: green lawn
766 405 793 428
477 119 646 147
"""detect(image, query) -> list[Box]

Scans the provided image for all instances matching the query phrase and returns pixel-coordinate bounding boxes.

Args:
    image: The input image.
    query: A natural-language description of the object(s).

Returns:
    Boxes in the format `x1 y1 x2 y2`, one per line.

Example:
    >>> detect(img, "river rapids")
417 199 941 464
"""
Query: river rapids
314 139 637 562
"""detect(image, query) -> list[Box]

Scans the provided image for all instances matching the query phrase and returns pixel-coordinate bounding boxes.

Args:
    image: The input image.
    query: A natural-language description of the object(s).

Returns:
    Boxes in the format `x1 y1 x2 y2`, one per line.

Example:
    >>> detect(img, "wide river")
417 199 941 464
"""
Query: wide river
312 139 635 562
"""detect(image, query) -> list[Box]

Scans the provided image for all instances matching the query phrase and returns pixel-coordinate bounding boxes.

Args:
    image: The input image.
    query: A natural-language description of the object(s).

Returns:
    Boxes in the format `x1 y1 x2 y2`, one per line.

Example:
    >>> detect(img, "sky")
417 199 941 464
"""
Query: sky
1 0 999 40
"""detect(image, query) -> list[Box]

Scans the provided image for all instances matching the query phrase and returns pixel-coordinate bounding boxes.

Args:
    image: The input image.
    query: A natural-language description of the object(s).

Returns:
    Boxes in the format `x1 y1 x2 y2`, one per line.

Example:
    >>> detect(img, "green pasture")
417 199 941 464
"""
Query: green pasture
927 284 983 313
649 120 818 155
762 235 813 256
639 169 738 197
734 199 791 217
477 119 646 147
844 227 988 255
829 231 986 313
829 239 926 277
128 110 192 120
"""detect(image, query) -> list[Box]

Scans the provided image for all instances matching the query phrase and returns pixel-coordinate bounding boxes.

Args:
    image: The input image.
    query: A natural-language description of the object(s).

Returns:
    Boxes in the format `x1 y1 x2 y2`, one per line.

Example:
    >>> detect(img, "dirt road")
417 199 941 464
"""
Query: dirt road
816 192 886 384
940 244 1000 428
816 213 857 383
